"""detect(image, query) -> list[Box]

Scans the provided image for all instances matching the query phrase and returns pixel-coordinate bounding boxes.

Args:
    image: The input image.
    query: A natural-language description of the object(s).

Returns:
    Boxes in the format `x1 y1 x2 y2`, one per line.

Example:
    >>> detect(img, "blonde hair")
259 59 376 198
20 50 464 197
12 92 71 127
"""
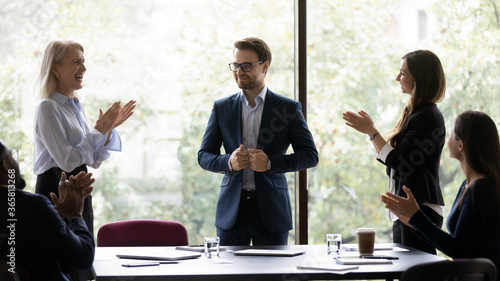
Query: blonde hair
35 40 84 99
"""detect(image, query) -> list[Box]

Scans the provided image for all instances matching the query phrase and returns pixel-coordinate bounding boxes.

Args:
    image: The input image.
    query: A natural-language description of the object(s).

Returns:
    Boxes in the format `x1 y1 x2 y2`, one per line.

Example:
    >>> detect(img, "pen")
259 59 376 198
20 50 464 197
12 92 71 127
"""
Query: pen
361 255 399 260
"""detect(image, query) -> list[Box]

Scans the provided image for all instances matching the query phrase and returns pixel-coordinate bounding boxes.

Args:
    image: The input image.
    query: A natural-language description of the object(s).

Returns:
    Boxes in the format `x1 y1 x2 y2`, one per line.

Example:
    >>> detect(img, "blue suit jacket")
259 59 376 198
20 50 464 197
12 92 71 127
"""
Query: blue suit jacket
198 89 318 233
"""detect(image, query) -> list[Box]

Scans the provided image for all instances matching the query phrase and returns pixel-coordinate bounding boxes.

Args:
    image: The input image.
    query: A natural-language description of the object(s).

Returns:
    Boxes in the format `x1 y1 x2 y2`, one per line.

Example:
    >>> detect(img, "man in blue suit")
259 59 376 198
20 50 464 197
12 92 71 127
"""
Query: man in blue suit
198 37 318 246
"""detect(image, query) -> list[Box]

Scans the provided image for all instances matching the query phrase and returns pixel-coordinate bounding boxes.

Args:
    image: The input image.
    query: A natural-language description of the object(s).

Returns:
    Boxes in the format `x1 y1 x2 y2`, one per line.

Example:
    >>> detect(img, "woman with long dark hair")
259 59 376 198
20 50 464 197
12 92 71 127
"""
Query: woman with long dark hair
382 111 500 278
343 50 446 254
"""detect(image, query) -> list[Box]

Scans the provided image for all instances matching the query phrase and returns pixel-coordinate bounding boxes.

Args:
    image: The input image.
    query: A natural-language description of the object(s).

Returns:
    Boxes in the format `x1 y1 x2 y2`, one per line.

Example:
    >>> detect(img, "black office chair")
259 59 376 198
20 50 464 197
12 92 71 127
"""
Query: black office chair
0 260 30 281
400 258 497 281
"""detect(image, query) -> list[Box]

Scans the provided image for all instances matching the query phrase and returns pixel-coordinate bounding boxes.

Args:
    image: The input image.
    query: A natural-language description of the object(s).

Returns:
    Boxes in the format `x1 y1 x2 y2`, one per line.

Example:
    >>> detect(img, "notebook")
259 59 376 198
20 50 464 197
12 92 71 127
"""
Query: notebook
116 252 201 261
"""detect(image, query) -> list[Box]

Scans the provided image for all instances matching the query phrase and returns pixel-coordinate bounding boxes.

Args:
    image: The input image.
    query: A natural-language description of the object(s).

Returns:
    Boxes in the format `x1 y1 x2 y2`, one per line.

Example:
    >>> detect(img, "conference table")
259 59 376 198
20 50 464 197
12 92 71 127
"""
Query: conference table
92 243 447 280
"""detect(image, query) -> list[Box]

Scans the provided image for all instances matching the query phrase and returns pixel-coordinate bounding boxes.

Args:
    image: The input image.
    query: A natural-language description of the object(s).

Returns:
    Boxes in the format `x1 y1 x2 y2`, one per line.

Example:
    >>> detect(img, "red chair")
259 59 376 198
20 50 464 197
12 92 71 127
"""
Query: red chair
96 219 189 247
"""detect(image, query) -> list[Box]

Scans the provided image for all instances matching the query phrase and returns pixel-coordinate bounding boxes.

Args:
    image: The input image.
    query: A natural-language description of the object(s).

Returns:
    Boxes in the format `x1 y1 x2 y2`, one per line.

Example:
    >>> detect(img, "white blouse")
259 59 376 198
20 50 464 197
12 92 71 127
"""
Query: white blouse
34 92 121 174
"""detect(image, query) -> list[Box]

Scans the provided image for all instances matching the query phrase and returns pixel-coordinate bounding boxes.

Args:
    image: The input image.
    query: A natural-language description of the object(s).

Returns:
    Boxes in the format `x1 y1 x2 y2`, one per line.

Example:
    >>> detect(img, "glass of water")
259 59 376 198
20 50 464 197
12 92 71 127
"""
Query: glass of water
204 237 220 258
326 233 342 254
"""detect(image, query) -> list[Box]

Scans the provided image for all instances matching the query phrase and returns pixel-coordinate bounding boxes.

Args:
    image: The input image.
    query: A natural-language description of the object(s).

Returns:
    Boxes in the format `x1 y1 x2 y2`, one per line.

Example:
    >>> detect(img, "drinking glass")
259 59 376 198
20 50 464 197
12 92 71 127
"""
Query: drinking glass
204 237 220 258
326 233 342 254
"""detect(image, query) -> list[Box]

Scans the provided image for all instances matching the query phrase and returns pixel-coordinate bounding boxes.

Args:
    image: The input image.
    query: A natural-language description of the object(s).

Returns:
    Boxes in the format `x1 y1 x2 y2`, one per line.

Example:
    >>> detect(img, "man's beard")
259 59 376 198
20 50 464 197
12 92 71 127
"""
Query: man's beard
236 77 259 91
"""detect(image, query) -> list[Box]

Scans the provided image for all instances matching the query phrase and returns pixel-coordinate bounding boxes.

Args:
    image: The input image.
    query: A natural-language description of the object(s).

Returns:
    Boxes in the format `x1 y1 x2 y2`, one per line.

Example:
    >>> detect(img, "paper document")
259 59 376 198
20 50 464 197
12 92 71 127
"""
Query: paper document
335 257 392 265
116 252 201 261
297 263 358 271
233 249 305 257
340 244 393 251
175 245 227 252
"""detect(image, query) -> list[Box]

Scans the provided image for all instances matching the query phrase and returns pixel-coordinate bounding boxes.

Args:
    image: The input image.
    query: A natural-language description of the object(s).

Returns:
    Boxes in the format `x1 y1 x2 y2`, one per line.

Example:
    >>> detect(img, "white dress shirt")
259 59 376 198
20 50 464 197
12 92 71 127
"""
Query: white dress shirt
226 86 268 191
33 92 121 174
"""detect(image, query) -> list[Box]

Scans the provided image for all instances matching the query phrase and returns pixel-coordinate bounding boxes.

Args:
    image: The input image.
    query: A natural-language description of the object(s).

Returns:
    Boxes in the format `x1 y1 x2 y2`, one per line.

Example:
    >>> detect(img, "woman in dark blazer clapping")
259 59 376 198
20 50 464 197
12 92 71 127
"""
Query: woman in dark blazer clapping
343 50 446 254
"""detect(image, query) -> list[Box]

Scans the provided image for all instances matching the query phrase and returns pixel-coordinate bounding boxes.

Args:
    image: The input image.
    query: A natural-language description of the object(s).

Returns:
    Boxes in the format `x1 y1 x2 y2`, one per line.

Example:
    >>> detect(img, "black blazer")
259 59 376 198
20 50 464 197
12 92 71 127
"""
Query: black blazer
381 103 445 206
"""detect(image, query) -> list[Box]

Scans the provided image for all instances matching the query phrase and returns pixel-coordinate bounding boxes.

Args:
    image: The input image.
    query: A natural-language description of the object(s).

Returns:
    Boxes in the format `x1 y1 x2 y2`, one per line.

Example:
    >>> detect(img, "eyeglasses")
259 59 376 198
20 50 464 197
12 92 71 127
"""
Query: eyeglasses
228 61 263 72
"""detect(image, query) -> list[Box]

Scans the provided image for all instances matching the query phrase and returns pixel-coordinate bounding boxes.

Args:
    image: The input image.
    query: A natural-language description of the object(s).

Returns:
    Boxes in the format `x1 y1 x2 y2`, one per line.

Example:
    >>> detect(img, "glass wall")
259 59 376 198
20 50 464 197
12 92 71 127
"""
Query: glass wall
1 0 498 246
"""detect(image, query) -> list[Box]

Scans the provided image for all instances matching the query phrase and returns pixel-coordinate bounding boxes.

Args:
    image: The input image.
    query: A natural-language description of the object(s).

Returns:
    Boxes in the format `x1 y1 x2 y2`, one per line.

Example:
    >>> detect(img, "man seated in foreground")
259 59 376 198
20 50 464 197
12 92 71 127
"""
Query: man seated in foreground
0 139 95 281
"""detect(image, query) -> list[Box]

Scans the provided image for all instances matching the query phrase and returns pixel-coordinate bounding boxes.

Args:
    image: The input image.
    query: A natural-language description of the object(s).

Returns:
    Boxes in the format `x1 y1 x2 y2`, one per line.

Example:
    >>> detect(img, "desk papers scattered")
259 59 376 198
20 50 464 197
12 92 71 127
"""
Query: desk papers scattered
233 249 305 257
297 263 358 271
335 257 393 265
340 244 393 252
175 245 227 252
116 252 201 261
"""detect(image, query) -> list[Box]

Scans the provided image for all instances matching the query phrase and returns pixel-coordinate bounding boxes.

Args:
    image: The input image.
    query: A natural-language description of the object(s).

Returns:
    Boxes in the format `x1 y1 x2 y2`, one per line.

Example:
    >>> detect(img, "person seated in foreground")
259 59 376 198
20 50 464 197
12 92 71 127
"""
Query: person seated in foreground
381 111 500 279
0 139 95 281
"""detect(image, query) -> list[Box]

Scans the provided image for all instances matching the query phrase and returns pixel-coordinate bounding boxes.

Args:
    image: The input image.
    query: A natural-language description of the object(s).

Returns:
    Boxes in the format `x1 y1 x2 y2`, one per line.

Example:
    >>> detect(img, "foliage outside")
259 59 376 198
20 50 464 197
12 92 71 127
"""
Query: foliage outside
0 0 498 249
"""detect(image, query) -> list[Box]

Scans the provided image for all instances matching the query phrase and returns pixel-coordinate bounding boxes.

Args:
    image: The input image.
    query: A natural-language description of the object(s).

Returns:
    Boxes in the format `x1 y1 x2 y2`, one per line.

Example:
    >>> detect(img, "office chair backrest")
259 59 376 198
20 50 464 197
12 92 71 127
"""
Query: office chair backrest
400 258 497 281
0 261 30 281
0 262 20 281
96 219 189 247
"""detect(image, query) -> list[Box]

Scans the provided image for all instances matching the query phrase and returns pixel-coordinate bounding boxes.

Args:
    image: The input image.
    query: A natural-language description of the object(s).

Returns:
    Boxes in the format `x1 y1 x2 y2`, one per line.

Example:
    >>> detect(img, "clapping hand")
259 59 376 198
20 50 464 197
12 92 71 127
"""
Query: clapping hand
95 102 120 134
112 100 136 130
380 186 420 227
50 172 95 220
342 110 378 136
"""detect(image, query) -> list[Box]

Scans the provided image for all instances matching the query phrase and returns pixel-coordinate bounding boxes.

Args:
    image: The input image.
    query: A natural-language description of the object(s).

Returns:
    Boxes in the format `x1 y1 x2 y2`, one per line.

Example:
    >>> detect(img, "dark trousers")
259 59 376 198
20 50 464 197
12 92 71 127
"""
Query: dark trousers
35 164 94 281
392 205 443 255
217 195 289 246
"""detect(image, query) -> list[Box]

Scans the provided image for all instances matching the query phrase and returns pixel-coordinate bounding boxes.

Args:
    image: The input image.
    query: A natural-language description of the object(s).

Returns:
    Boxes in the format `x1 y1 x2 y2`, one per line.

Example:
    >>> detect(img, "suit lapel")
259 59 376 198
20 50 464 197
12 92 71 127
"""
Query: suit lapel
258 89 277 149
228 93 243 145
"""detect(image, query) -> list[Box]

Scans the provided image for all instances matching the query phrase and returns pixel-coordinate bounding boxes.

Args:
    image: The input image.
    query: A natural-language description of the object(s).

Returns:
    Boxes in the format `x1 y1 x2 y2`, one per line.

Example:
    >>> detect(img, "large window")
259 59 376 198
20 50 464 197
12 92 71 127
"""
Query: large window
1 0 295 244
306 0 500 246
1 0 498 246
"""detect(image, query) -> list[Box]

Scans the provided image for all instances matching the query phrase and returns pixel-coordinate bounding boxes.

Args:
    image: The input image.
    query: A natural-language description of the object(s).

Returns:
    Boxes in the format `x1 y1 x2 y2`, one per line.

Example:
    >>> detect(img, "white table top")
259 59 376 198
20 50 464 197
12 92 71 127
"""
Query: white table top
92 243 447 281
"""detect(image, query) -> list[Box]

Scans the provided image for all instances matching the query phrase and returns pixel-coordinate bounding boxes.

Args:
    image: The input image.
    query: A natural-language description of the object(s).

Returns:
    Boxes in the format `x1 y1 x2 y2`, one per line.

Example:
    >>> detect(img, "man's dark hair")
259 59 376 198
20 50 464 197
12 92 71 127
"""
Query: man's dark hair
234 37 272 65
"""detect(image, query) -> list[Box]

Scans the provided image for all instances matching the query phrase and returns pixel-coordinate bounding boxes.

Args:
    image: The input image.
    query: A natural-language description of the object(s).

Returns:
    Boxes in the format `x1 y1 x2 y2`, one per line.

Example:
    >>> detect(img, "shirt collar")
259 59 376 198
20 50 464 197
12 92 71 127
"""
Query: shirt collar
52 91 80 105
240 85 268 106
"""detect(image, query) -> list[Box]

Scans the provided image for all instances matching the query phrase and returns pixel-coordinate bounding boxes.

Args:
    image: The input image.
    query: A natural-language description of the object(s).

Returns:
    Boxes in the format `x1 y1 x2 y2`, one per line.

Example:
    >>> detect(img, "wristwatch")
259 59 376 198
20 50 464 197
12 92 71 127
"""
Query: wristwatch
267 160 271 171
